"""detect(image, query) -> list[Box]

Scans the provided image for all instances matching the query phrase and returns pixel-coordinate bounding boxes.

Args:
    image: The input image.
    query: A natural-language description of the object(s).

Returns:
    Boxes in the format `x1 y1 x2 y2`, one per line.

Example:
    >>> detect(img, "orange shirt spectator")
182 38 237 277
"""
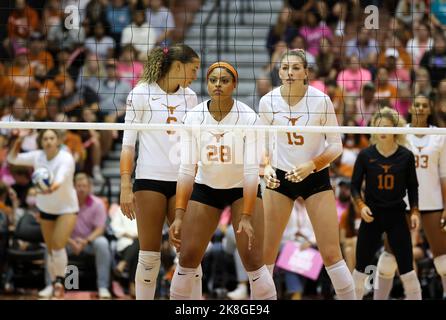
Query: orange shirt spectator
28 33 55 72
25 81 47 120
7 1 39 41
64 130 86 164
8 48 34 100
0 63 14 100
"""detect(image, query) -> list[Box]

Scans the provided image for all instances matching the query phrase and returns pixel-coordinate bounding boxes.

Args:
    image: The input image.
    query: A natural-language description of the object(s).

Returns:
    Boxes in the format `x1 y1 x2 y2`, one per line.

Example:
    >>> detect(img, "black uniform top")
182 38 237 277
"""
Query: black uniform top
351 145 419 211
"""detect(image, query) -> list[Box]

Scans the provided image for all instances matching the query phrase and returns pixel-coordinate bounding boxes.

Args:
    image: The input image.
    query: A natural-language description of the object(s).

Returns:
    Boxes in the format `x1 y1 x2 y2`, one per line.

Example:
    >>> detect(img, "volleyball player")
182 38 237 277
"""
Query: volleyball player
374 95 446 300
259 49 356 300
120 44 200 300
169 62 276 300
8 129 78 298
351 107 422 300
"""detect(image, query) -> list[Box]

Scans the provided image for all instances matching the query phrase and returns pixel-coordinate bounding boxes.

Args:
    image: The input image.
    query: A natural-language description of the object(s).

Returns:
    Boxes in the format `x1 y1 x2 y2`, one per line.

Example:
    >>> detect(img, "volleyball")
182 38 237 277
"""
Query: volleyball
31 167 53 192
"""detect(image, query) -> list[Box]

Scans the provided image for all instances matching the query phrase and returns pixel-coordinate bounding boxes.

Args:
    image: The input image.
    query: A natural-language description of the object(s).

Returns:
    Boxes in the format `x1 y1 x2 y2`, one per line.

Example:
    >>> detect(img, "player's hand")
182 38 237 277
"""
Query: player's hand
441 210 446 233
410 212 420 231
264 165 280 189
285 161 316 183
237 214 254 250
169 218 183 250
360 206 374 223
120 184 136 220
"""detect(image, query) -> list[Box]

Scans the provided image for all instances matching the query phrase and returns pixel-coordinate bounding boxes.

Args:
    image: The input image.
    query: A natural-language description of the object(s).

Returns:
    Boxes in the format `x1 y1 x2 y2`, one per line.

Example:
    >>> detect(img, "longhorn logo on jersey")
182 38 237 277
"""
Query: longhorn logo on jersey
210 131 229 143
162 104 181 135
283 115 303 126
378 164 393 173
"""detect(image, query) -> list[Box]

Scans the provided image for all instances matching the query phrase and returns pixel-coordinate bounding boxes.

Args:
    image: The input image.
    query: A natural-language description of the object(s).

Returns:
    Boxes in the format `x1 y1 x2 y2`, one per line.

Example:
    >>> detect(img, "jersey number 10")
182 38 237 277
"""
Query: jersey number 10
377 174 394 190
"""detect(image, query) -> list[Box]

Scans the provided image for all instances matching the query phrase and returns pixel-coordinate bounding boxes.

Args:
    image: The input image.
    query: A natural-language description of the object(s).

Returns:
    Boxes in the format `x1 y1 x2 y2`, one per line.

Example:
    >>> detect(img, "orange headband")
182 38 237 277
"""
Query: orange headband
206 61 238 84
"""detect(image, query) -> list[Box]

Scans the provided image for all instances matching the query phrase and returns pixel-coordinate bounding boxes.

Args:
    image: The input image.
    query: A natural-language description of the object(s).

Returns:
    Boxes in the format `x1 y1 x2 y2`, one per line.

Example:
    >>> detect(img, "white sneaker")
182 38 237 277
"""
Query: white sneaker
98 287 112 299
227 283 248 300
38 285 53 298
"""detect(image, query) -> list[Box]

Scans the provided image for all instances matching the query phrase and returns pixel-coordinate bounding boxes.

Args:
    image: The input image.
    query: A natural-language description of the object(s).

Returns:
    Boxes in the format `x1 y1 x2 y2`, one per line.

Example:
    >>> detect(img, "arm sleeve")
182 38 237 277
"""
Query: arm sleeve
53 153 75 185
7 150 39 167
312 97 343 171
406 151 419 210
351 151 367 210
122 88 145 147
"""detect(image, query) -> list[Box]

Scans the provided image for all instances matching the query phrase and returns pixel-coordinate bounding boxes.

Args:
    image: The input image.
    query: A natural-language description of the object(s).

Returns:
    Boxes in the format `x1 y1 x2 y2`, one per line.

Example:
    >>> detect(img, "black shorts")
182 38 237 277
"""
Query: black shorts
190 183 262 210
39 210 77 221
133 179 177 199
405 209 444 215
267 168 332 200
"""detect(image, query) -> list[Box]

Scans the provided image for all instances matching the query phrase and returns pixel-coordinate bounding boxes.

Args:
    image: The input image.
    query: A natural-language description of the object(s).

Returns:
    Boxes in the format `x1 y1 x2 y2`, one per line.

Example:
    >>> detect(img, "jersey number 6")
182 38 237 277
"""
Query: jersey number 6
166 116 177 135
207 145 231 162
286 132 304 145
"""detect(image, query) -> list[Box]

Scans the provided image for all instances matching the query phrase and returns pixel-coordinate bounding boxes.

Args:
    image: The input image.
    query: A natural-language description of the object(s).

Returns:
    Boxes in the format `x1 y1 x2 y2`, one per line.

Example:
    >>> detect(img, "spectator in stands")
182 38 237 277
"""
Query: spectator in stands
383 48 411 90
28 32 54 73
337 54 372 97
8 47 33 100
316 37 338 80
266 6 298 57
420 32 446 88
98 59 131 122
355 82 379 126
117 44 144 88
121 3 157 60
84 21 116 60
413 67 433 98
33 63 61 103
1 98 28 136
298 8 333 57
345 26 378 66
406 21 433 67
144 0 176 46
374 67 397 107
106 0 132 47
7 0 39 45
68 173 112 299
395 0 426 27
434 79 446 127
47 10 86 52
25 81 47 121
430 0 446 30
42 0 64 36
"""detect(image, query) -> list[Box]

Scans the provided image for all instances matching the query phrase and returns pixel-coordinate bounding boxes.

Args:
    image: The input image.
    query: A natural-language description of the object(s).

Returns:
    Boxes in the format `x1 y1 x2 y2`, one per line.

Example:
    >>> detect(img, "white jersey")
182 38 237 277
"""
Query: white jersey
404 128 446 210
8 149 79 214
122 82 198 181
259 86 342 172
179 100 262 189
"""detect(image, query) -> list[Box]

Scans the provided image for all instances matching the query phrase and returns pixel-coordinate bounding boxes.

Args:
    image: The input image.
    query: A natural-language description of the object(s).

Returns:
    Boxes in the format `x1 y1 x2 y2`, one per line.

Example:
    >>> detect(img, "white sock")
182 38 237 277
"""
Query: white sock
266 264 274 277
135 250 161 300
373 251 397 300
325 260 356 300
191 264 202 300
433 255 446 297
400 270 422 300
51 248 67 279
352 269 367 300
170 264 197 300
247 265 276 300
47 253 55 282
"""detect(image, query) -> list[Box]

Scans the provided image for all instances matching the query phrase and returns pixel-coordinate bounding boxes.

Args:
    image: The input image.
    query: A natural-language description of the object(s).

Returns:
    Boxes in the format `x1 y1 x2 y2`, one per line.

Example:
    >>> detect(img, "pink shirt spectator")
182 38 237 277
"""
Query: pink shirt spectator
337 69 372 95
299 24 333 57
71 195 107 239
117 61 143 88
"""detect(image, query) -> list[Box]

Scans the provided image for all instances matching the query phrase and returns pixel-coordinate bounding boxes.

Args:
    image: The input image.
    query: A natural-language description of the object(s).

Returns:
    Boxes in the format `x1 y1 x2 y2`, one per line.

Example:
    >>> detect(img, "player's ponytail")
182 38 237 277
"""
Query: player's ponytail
139 44 199 84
